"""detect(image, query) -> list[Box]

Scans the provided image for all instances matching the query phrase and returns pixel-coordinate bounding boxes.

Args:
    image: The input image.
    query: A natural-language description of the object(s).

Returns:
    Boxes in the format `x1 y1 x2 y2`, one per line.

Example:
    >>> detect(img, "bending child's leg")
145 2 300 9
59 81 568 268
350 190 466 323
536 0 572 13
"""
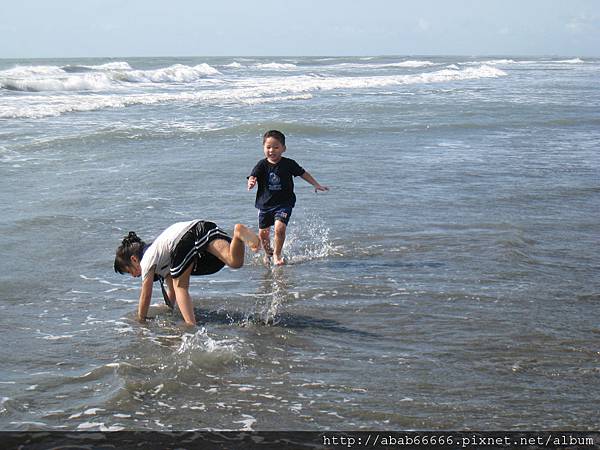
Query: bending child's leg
173 265 196 325
207 224 260 269
273 220 287 266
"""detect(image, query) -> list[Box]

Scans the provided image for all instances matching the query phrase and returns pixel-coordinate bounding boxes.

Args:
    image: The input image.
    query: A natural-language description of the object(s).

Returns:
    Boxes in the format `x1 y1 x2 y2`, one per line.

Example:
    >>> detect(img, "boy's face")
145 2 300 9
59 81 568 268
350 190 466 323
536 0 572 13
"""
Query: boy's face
263 137 286 164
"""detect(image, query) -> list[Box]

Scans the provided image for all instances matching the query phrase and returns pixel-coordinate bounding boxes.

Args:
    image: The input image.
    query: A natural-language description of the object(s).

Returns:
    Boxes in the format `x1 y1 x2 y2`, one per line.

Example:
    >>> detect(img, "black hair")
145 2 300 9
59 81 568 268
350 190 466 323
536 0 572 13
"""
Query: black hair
263 129 285 146
114 231 146 274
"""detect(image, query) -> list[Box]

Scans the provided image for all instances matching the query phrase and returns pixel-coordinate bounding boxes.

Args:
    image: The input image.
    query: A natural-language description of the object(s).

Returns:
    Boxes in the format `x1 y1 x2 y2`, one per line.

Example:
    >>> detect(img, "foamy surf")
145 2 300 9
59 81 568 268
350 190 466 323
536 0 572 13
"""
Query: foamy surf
175 329 245 361
0 62 221 93
254 62 298 70
0 64 507 119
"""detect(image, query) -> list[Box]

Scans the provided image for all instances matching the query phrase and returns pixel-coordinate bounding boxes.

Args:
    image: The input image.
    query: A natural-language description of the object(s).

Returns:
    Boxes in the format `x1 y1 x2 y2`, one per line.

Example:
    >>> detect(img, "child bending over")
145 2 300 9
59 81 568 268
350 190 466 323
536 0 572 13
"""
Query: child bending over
114 220 260 325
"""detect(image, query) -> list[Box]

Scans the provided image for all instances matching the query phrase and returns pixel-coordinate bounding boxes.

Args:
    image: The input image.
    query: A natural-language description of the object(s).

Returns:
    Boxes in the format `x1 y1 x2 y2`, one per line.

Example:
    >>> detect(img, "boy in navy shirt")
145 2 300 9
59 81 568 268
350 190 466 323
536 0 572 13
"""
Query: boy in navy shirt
248 130 328 265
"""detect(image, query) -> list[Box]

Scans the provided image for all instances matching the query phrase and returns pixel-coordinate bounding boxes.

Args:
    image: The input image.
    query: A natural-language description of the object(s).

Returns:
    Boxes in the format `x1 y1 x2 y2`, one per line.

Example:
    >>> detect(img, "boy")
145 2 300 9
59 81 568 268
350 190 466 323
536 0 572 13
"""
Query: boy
247 130 328 265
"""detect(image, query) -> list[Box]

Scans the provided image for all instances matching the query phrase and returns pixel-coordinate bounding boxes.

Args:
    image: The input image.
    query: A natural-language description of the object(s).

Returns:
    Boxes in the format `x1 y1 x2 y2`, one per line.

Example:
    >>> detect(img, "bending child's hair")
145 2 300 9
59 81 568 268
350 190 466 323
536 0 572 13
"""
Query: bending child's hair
114 231 146 274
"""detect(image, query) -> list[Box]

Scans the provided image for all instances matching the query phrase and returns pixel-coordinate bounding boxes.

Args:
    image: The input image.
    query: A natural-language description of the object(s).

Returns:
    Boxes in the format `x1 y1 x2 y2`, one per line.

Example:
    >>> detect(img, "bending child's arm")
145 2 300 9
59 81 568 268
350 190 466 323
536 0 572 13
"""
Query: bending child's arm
137 270 155 322
301 171 329 192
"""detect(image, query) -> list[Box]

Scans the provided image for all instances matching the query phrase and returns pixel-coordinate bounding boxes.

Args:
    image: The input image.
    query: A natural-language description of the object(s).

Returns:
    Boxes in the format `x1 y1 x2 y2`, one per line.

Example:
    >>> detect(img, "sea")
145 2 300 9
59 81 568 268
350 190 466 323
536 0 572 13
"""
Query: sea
0 55 599 432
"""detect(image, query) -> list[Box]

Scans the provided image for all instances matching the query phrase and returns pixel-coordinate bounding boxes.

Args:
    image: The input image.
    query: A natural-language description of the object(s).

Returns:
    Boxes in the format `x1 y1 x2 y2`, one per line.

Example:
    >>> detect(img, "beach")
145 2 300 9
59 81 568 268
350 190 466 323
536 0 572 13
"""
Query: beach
1 55 599 431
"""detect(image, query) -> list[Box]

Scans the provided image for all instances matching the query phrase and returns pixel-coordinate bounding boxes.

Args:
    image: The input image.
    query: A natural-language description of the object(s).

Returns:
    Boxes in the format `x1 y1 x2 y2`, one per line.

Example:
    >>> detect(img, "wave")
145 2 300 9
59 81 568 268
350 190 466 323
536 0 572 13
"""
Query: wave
62 62 133 73
0 65 65 78
326 60 437 70
221 61 298 70
256 65 507 93
0 65 507 118
556 58 585 64
1 72 114 92
474 57 585 66
254 62 298 70
0 62 221 92
481 59 519 65
114 63 220 83
384 60 437 68
85 62 134 70
224 62 244 69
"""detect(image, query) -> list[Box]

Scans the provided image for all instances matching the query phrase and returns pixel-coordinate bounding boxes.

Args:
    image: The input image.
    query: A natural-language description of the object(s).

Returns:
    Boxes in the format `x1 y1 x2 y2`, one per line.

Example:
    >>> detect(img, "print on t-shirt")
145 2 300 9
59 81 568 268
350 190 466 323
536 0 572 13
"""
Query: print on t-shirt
268 171 282 191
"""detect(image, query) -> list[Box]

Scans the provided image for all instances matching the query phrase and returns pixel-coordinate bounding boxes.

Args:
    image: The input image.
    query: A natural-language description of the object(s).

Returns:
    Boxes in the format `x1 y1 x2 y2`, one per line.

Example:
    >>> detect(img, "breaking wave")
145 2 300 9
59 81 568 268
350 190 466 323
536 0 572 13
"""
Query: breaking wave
0 62 220 92
0 63 507 118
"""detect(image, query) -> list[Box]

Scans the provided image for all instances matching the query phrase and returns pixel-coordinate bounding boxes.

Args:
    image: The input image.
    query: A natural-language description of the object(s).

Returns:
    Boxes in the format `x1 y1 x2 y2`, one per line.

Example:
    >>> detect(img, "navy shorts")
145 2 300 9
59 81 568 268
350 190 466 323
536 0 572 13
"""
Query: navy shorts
258 206 293 229
170 221 231 278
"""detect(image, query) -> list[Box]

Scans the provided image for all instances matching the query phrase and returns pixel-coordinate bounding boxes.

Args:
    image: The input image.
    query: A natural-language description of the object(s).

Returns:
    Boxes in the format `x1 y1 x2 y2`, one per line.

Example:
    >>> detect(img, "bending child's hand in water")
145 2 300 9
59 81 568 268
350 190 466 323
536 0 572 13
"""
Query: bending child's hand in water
314 184 329 193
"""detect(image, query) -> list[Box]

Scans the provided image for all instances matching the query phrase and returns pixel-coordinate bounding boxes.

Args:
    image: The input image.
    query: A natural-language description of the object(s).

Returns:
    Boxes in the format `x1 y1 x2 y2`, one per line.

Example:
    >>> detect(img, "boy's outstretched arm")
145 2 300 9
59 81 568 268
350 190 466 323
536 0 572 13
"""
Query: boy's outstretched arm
301 171 329 192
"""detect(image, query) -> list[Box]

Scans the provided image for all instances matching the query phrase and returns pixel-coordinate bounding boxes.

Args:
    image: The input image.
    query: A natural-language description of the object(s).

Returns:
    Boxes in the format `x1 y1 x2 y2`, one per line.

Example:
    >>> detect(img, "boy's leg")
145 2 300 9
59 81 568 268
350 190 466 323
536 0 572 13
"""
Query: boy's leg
172 264 196 325
259 228 273 262
273 220 287 265
207 224 260 269
257 209 274 259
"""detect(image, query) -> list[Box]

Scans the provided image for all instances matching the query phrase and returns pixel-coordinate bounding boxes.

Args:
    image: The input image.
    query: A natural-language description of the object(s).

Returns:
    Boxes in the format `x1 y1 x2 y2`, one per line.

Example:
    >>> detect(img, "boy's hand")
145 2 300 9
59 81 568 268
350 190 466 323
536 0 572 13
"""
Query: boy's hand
314 184 329 193
247 176 257 190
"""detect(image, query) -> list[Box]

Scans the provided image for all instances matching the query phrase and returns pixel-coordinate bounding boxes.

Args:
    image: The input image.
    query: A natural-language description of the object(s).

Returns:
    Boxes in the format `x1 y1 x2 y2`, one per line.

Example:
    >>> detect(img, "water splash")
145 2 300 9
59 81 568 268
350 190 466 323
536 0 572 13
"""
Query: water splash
173 328 244 370
283 212 338 264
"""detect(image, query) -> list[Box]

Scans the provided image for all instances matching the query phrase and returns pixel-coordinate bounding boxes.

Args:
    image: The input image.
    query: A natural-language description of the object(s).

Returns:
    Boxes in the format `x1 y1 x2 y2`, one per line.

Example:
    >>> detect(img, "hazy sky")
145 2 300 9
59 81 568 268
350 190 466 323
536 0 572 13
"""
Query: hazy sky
2 0 599 58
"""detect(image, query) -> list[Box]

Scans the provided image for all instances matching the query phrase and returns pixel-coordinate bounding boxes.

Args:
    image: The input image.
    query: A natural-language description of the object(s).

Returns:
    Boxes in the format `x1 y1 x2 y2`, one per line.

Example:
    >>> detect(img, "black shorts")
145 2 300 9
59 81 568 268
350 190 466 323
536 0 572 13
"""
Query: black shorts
258 206 293 229
170 221 231 278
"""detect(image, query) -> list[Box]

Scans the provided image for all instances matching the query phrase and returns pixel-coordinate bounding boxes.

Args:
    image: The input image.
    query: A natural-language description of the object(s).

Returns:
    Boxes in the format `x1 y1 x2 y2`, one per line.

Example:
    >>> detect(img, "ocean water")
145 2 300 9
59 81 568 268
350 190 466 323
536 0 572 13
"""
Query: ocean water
0 55 599 431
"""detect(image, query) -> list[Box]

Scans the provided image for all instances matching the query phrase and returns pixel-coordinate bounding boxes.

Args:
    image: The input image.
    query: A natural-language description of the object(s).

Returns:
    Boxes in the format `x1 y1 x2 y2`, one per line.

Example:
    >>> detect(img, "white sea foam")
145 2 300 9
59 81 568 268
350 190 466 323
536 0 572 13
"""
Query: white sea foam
233 414 257 431
76 422 124 431
0 62 220 93
255 62 298 70
10 421 48 427
0 65 507 119
332 60 437 69
556 58 584 64
69 408 106 419
0 65 65 78
83 62 133 70
1 72 114 92
175 329 239 356
385 60 436 68
116 63 220 83
41 334 74 340
482 59 518 65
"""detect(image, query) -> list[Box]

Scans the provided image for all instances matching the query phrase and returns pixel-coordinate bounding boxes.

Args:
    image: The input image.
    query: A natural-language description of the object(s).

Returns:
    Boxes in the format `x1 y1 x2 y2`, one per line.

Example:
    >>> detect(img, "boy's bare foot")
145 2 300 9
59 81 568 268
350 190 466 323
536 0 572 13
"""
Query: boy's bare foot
274 255 286 266
261 241 273 256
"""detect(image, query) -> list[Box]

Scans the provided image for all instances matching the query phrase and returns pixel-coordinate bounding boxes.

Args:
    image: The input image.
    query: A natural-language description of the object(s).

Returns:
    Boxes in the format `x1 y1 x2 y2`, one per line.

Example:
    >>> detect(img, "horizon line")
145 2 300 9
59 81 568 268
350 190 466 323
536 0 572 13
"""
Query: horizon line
0 53 596 60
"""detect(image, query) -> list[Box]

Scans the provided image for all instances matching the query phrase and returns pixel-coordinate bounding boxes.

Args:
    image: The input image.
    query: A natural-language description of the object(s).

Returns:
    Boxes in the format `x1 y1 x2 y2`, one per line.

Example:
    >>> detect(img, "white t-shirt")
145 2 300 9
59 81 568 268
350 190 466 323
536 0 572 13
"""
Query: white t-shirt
140 220 198 280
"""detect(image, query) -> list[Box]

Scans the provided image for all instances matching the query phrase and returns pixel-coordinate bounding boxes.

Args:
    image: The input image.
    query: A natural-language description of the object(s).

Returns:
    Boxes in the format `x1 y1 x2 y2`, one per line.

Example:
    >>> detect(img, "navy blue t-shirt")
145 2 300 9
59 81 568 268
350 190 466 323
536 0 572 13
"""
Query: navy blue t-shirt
250 157 305 209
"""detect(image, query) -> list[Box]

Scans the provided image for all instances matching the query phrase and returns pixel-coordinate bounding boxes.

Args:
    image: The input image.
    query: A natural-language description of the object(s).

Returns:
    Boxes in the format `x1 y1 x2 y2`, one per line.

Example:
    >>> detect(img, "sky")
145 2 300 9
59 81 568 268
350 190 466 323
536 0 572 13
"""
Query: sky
1 0 599 58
